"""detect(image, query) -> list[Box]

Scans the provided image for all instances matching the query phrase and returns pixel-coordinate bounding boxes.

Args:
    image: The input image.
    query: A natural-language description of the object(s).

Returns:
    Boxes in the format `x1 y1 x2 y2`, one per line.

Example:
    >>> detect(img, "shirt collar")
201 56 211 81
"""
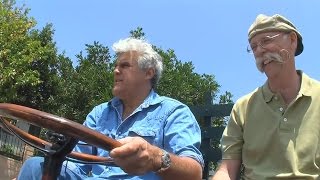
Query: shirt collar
298 70 313 97
262 70 313 102
262 82 274 103
138 89 161 109
110 89 161 109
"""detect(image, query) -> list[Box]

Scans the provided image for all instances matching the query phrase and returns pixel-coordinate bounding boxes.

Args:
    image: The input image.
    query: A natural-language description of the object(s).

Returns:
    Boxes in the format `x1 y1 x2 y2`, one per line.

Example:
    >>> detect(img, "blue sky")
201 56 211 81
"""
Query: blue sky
17 0 320 102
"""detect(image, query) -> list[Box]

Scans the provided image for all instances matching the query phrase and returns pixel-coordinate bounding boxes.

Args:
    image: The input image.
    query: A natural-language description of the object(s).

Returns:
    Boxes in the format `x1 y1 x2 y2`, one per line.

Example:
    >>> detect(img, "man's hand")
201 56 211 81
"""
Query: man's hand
109 137 161 175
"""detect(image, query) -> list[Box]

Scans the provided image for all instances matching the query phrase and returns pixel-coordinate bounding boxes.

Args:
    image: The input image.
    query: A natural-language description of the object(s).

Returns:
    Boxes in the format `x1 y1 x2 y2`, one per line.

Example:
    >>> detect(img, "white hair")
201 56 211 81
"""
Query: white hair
112 38 163 88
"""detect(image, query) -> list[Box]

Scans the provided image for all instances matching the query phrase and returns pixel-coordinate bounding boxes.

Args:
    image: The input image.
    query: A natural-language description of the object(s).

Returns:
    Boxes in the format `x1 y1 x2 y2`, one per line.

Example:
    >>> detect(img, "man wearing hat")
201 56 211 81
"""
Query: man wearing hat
212 14 320 179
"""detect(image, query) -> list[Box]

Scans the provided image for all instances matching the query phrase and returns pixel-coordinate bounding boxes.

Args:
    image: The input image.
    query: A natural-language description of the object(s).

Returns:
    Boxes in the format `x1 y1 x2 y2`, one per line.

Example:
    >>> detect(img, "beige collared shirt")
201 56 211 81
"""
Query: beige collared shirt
221 71 320 179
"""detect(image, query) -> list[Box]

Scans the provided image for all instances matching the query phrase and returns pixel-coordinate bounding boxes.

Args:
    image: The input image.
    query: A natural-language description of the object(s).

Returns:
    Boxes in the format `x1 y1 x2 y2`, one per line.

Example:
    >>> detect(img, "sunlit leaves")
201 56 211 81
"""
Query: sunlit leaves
156 48 220 105
0 0 45 103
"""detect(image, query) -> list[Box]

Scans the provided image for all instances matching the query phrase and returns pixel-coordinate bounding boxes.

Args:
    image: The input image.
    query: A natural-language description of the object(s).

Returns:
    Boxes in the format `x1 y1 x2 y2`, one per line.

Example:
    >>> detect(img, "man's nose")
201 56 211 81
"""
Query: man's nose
114 67 120 74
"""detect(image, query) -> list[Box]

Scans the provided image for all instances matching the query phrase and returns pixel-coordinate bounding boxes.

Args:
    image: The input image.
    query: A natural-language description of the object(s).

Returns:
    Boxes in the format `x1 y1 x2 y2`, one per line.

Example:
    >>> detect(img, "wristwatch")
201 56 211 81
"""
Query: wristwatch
156 150 171 173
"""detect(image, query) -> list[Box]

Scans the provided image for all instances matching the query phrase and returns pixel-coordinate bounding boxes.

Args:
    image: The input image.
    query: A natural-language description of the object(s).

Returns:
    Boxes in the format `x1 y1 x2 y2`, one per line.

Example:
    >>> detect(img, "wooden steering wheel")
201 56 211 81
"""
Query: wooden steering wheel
0 103 122 180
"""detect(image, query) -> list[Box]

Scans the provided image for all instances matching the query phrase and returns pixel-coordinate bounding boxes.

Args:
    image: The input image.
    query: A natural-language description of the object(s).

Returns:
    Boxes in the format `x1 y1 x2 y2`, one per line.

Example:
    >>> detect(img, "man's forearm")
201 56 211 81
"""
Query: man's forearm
211 159 241 180
157 155 202 180
211 169 232 180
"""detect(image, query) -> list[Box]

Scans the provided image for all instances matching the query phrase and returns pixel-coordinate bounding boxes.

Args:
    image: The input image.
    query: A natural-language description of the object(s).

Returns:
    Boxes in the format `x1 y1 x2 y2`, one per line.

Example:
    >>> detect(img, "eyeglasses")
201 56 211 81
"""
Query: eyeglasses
247 34 282 54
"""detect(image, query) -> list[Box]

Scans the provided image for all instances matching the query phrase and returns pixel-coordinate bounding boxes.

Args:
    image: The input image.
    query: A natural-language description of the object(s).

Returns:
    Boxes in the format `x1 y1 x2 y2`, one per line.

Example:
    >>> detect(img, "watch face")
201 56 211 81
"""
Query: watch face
162 151 171 168
156 150 171 173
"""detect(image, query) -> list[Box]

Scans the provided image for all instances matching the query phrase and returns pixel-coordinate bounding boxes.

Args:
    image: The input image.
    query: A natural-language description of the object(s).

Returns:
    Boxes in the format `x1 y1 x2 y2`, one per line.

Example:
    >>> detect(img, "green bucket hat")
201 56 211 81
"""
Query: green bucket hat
248 14 303 56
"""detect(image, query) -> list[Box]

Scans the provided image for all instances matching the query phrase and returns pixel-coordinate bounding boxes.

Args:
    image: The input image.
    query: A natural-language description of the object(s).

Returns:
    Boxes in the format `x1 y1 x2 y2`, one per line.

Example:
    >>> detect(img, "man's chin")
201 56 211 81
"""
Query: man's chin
112 88 124 97
112 88 118 96
256 64 264 73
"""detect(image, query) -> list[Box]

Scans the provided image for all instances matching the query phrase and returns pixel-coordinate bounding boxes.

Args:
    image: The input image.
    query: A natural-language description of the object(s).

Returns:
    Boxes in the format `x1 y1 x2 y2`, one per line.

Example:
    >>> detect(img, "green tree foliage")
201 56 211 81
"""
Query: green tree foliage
0 0 39 103
17 24 61 110
129 27 145 39
219 91 233 104
47 54 76 118
0 0 61 113
68 41 114 122
156 48 219 105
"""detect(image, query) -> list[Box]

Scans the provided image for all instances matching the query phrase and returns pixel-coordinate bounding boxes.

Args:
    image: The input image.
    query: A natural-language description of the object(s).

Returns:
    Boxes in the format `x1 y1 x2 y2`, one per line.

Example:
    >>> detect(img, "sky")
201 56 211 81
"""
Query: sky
16 0 320 102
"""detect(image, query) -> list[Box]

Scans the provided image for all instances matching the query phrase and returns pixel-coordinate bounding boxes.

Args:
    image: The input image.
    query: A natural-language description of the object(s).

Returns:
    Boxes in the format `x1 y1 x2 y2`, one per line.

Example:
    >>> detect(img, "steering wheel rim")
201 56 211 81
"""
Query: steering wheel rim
0 117 115 165
0 103 121 164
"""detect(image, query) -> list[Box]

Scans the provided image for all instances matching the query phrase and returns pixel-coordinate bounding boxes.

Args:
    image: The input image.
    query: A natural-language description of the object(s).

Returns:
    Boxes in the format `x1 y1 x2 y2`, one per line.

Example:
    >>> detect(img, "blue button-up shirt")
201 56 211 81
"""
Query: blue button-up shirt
66 90 203 179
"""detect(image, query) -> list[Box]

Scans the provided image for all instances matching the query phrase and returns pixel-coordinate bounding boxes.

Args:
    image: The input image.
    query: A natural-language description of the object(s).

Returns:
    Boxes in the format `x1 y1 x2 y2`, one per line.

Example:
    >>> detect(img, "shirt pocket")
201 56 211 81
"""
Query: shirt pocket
128 113 165 145
127 116 164 145
128 127 157 145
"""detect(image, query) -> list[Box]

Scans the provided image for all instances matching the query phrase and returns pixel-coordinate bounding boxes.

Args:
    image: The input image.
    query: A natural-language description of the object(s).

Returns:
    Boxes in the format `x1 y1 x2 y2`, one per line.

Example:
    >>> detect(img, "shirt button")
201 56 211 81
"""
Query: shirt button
274 96 278 100
283 118 287 122
279 107 283 112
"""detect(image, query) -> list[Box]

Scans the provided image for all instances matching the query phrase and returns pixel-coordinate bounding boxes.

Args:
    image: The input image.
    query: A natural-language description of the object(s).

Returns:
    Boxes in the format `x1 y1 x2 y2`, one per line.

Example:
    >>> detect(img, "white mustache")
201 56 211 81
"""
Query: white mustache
255 52 284 72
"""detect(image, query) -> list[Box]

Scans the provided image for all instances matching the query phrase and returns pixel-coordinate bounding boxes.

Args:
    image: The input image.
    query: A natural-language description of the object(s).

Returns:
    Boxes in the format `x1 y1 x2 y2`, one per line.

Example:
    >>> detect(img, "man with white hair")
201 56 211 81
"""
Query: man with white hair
212 14 320 179
18 38 203 180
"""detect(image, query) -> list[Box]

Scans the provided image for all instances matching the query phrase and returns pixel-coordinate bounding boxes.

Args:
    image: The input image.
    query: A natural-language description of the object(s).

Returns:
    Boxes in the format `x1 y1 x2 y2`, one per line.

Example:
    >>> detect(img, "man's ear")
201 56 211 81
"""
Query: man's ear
145 68 155 80
289 32 298 51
